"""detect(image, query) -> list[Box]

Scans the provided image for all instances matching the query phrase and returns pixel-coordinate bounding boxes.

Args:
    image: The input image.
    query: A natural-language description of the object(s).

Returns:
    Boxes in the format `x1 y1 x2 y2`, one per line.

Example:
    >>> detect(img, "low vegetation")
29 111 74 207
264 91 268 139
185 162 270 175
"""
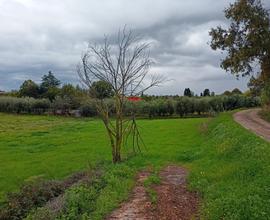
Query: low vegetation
189 113 270 219
0 0 269 219
0 111 269 219
0 94 260 118
259 108 270 122
143 171 161 204
0 96 51 114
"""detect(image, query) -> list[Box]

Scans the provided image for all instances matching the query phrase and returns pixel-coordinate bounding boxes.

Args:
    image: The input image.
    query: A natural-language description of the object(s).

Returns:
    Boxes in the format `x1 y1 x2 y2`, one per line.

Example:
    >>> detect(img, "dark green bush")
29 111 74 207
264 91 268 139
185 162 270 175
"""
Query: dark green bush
79 101 97 117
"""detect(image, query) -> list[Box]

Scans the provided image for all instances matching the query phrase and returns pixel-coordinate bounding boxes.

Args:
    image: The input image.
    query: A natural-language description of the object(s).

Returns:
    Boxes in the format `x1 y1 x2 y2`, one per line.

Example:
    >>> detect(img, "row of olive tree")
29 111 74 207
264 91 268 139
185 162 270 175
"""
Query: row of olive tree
0 96 50 114
77 95 261 118
0 96 90 115
133 95 260 117
0 95 260 117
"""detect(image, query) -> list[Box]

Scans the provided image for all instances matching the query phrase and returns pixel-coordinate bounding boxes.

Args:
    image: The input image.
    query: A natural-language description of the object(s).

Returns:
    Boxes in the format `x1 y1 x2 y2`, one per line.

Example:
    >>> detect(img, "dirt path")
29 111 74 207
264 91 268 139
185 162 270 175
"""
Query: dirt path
152 166 200 220
107 166 200 220
234 108 270 142
107 171 152 220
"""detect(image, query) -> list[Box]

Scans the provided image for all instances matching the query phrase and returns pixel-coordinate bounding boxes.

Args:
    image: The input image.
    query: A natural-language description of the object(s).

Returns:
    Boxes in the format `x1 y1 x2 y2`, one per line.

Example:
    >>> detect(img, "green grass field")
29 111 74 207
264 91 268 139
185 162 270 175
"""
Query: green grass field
1 112 270 219
0 113 205 200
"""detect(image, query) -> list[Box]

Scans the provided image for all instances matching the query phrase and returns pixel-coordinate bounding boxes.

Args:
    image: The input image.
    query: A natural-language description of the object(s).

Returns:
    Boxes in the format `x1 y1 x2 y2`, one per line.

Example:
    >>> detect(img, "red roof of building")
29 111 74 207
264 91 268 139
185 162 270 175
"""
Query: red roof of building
127 96 142 102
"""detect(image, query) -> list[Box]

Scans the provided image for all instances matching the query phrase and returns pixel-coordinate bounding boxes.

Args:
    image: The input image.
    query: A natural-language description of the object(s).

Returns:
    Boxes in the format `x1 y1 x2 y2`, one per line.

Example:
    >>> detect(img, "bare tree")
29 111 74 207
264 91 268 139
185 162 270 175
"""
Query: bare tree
77 28 163 163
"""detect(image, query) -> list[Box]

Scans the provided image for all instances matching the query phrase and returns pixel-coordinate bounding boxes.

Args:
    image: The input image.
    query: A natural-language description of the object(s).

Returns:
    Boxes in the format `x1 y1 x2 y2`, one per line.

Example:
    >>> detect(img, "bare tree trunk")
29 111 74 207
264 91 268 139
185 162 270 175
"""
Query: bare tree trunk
114 95 123 163
114 117 122 163
77 28 164 164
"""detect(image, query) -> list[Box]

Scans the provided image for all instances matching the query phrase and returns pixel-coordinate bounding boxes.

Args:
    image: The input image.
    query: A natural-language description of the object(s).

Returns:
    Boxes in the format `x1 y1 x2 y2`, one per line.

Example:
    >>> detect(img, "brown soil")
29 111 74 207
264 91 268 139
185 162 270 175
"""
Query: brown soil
107 165 200 220
152 166 200 220
234 108 270 142
107 170 153 220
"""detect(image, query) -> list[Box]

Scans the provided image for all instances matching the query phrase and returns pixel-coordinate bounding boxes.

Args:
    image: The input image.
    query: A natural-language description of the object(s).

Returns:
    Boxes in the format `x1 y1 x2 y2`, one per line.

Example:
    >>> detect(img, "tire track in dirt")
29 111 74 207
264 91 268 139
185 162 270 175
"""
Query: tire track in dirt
107 171 153 220
152 166 200 220
107 165 200 220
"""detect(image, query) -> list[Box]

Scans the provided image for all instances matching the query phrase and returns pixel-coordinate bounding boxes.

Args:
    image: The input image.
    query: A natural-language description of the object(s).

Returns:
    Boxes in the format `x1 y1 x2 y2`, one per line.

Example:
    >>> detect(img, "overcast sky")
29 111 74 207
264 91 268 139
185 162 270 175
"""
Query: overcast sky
0 0 269 95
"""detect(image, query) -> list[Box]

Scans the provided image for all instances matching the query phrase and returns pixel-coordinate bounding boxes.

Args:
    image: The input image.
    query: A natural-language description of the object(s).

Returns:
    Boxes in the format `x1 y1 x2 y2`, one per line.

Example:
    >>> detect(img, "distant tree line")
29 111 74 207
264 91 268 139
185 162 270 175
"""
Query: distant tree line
0 93 260 118
0 71 261 117
15 71 91 103
183 88 242 97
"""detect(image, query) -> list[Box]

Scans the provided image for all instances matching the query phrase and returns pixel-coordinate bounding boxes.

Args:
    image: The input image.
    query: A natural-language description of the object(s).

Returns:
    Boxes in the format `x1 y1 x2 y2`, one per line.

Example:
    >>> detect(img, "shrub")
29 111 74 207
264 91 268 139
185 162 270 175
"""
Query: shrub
0 95 261 118
166 100 175 116
259 108 270 122
25 207 56 220
0 96 50 114
79 101 97 117
0 171 88 220
0 179 63 220
52 96 73 113
195 98 211 115
60 185 99 219
31 99 51 114
176 97 193 117
261 81 270 107
209 97 224 112
56 163 134 220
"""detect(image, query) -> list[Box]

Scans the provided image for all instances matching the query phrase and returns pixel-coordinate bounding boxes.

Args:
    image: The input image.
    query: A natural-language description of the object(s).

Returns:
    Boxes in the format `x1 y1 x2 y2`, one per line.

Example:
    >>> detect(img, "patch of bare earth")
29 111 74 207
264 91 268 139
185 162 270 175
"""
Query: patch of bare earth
107 165 200 220
107 170 153 220
153 166 200 220
234 108 270 142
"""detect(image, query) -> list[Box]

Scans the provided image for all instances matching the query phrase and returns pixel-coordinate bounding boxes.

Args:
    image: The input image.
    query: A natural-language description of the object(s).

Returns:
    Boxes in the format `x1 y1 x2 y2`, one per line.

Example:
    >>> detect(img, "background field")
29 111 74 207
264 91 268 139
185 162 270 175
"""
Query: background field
0 113 205 200
1 112 270 219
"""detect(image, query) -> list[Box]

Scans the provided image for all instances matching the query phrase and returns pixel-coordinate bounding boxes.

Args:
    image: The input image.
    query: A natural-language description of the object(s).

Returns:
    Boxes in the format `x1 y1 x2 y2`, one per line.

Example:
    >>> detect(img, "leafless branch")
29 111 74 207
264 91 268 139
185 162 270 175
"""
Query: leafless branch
77 27 164 163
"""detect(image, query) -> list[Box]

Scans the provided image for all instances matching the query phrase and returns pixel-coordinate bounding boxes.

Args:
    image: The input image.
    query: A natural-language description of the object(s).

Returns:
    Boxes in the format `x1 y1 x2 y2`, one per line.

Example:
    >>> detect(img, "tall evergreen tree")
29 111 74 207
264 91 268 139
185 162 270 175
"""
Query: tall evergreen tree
203 89 210 96
184 88 193 97
40 71 60 90
40 71 61 101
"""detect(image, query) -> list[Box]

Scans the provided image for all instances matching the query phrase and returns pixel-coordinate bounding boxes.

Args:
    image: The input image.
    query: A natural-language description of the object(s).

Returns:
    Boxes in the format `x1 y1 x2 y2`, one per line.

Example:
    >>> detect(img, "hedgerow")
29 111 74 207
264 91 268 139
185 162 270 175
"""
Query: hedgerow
0 95 261 118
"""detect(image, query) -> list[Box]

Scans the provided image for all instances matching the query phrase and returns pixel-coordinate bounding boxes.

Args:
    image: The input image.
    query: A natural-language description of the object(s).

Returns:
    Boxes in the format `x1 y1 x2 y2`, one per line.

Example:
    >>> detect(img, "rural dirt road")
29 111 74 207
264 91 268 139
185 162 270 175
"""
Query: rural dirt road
107 165 199 220
234 108 270 142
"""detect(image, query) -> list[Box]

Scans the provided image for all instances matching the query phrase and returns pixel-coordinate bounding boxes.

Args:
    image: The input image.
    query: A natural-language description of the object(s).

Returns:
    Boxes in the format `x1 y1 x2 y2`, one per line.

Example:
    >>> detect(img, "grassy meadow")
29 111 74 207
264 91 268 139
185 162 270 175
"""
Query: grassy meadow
0 113 205 200
0 112 270 219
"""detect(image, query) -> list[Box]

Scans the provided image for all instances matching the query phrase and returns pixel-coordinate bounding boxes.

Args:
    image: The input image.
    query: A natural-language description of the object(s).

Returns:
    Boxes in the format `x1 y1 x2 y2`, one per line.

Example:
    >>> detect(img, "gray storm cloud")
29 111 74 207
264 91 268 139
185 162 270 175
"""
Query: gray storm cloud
0 0 269 94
